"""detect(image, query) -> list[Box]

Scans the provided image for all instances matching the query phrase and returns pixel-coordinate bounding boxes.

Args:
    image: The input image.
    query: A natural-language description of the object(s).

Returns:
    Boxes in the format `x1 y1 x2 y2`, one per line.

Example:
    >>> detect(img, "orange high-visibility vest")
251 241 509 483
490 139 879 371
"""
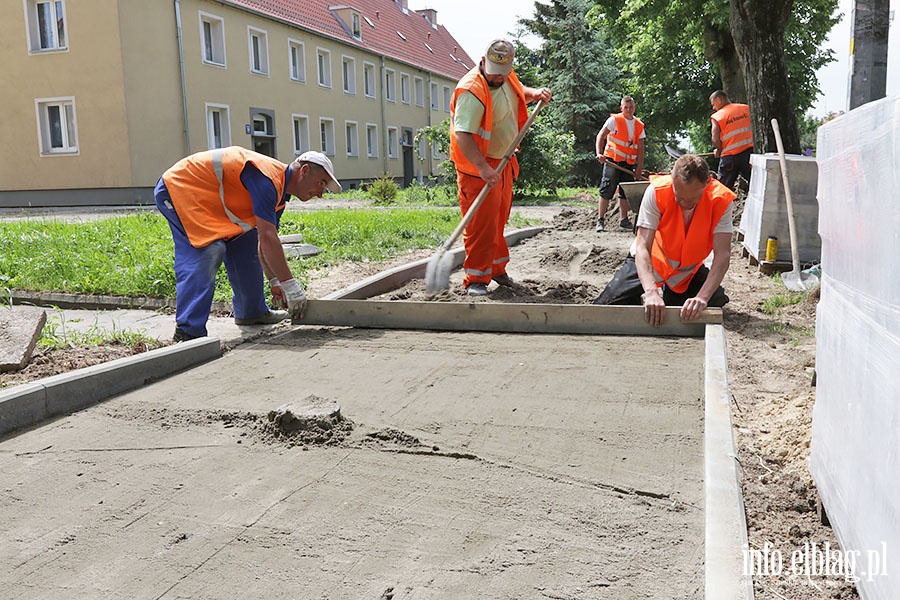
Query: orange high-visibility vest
649 175 734 293
449 67 528 177
163 147 288 248
604 113 644 165
711 103 753 156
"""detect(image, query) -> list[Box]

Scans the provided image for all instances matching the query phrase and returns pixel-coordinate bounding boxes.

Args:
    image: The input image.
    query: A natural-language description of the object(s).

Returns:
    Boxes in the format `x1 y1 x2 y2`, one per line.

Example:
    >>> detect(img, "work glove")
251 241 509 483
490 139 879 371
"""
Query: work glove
280 278 307 319
269 277 286 308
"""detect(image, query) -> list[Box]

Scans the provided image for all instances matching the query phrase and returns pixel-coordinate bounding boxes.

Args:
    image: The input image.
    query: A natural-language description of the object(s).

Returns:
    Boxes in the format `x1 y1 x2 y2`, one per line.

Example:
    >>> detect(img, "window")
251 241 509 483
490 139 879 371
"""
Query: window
320 118 335 155
35 97 77 154
248 27 269 75
345 121 359 157
384 69 396 103
26 0 68 52
351 12 362 39
317 48 332 87
205 103 231 149
199 12 225 65
363 62 376 98
443 86 451 112
387 126 399 158
366 124 378 158
432 139 441 159
400 73 410 105
430 82 439 110
414 76 424 107
289 40 305 82
417 134 427 160
342 56 356 94
293 114 310 154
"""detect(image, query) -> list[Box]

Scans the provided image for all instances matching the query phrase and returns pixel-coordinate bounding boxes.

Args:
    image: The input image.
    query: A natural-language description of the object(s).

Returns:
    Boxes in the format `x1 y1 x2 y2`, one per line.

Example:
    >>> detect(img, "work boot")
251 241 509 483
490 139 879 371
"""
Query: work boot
173 327 201 342
595 218 605 233
492 273 517 287
466 283 488 296
619 217 634 230
234 309 289 325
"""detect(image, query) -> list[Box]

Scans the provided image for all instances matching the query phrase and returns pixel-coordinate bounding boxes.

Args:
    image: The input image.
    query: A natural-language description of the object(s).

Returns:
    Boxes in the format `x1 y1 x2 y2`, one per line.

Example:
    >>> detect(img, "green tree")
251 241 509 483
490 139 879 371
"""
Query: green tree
518 0 621 183
589 0 839 154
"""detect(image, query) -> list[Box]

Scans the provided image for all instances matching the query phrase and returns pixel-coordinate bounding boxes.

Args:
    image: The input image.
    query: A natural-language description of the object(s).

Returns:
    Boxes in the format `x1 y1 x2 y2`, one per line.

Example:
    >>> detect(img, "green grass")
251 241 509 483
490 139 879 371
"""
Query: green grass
0 207 539 303
39 309 158 350
760 288 807 315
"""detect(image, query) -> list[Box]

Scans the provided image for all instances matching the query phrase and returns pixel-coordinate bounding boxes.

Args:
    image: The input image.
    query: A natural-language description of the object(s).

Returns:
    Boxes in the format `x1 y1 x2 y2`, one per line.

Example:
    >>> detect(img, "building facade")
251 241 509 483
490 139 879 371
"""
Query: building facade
0 0 473 207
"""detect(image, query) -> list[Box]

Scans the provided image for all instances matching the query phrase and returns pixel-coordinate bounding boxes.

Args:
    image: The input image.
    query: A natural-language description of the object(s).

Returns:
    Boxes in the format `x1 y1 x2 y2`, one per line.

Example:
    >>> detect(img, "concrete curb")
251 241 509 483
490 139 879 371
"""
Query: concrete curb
704 324 755 599
0 338 221 438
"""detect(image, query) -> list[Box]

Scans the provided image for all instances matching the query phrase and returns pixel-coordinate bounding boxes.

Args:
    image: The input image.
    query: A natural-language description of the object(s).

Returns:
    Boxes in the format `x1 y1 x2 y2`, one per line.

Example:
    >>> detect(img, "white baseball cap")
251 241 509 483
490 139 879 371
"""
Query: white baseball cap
483 38 515 76
294 151 342 193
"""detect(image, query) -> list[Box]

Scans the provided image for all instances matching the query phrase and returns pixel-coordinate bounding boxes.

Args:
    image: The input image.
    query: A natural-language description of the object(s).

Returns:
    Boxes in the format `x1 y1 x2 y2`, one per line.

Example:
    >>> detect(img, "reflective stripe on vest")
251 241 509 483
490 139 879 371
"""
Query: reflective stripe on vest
648 175 734 293
604 114 644 165
449 67 528 177
712 103 753 156
210 148 252 234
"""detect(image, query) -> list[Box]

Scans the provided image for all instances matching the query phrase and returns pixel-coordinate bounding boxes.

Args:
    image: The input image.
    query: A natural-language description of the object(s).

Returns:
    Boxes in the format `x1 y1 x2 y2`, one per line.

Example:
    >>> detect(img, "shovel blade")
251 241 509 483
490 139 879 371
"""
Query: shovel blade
781 270 819 292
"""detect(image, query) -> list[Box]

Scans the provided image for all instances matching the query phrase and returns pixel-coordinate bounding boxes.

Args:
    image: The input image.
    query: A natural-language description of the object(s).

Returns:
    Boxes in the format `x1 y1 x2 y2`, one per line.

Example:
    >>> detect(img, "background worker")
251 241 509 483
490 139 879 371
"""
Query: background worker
450 38 552 296
709 90 753 190
595 95 645 232
592 154 735 326
155 146 341 341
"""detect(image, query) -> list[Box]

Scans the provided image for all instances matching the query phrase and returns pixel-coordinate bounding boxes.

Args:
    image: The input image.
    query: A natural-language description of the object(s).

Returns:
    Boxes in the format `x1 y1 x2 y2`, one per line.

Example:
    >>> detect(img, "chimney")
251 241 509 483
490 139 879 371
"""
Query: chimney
420 8 437 25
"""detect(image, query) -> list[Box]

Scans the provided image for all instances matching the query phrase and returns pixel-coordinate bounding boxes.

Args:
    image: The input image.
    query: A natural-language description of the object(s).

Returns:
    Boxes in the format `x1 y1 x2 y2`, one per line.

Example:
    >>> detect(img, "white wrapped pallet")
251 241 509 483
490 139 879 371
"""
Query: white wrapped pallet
738 153 821 263
811 94 900 600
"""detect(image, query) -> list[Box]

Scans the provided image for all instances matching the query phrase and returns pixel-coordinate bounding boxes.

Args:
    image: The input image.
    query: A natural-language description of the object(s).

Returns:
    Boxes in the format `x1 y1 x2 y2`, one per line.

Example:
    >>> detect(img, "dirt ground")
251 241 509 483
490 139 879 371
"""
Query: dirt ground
1 202 857 597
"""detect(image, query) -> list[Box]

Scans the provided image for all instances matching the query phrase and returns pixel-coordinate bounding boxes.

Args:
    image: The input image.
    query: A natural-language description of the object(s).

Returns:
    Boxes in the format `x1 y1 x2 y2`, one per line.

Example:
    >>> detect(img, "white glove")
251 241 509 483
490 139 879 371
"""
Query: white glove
280 278 307 319
269 277 286 308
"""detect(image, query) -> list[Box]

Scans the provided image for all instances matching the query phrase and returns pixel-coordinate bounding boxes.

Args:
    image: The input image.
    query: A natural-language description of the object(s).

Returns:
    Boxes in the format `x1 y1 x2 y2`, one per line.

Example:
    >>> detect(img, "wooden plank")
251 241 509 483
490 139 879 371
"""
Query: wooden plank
295 299 721 337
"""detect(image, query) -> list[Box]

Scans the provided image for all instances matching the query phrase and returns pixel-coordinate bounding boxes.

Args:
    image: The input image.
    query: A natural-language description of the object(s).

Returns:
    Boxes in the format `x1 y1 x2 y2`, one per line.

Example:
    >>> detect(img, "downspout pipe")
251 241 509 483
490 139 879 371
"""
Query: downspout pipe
174 0 191 154
380 56 388 174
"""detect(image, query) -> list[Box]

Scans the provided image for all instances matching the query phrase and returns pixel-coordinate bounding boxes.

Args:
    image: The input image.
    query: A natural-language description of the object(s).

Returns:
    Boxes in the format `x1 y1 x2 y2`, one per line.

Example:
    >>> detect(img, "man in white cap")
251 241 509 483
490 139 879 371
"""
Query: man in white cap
154 146 341 341
450 38 552 296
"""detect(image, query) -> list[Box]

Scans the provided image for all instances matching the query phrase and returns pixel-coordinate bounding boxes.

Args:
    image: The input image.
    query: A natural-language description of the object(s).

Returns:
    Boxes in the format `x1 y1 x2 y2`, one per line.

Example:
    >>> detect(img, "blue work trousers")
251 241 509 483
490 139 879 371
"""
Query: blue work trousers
155 183 269 338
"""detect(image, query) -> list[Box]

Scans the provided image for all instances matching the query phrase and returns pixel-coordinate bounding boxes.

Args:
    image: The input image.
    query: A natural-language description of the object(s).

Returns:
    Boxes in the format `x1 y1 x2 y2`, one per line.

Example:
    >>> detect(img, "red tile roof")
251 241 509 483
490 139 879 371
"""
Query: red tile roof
223 0 474 80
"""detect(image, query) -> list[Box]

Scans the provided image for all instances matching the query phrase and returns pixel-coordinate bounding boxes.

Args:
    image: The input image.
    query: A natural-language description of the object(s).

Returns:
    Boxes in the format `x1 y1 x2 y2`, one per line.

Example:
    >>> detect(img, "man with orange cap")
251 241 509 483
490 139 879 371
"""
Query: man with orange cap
450 38 552 296
155 146 341 341
593 154 735 325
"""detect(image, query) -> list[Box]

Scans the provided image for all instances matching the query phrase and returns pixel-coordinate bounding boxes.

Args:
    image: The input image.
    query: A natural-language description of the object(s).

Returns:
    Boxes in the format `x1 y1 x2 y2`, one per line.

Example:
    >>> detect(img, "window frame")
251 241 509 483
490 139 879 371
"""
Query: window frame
198 11 226 66
205 103 231 149
25 0 69 53
387 126 399 159
288 39 306 83
363 62 376 99
414 76 424 107
292 114 310 155
342 55 356 95
316 48 332 88
430 82 439 110
443 85 452 112
319 117 336 156
34 96 78 155
366 123 379 158
384 68 396 103
400 73 410 105
248 26 269 75
345 121 359 157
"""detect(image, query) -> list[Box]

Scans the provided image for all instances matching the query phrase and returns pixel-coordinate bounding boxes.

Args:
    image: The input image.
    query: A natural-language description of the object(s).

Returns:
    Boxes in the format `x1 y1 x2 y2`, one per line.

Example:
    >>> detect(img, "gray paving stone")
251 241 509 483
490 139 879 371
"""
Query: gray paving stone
0 306 47 372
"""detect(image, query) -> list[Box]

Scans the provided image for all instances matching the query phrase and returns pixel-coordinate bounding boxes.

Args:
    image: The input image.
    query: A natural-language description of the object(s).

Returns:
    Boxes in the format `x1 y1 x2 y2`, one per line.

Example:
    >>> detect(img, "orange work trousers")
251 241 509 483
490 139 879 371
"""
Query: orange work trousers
457 156 515 288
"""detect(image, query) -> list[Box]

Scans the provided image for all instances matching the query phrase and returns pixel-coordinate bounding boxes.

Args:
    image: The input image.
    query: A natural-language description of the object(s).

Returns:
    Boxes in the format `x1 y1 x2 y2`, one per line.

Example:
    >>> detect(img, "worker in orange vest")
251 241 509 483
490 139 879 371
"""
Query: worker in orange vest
709 90 754 190
593 154 735 325
155 147 341 341
449 38 552 296
595 95 645 232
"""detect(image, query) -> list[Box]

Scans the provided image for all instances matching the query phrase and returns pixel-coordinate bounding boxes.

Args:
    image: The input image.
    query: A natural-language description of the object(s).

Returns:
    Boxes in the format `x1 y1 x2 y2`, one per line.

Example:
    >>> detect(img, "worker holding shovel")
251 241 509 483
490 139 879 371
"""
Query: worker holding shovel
593 154 735 325
595 95 646 232
449 38 552 296
155 147 341 341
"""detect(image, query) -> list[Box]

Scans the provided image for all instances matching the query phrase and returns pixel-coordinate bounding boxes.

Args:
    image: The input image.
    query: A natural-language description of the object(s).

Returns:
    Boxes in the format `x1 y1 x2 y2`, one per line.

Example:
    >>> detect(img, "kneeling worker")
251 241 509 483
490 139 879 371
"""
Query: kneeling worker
593 154 734 326
155 146 341 341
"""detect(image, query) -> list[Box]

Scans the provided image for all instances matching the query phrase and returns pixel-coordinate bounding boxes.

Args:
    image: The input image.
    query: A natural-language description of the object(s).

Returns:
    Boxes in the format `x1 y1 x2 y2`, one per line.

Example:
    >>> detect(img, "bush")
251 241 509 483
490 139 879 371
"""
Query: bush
514 115 576 196
367 173 399 205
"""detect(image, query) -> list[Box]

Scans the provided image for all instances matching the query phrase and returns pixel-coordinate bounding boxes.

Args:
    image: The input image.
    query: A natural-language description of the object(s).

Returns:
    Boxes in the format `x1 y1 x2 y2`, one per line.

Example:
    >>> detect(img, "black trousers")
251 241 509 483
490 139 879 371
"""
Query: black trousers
593 255 729 307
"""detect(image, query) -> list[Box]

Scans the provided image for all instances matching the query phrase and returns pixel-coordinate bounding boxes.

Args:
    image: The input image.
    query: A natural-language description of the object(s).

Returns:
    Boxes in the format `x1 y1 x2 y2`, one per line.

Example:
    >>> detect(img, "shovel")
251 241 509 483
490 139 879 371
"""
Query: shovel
600 158 647 181
770 118 819 292
664 144 715 159
424 100 545 294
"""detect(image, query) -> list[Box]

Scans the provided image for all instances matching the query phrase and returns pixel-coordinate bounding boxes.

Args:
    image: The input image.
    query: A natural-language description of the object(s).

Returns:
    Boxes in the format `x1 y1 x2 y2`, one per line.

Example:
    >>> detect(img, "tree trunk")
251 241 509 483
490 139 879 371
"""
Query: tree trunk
702 23 746 102
729 0 800 154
